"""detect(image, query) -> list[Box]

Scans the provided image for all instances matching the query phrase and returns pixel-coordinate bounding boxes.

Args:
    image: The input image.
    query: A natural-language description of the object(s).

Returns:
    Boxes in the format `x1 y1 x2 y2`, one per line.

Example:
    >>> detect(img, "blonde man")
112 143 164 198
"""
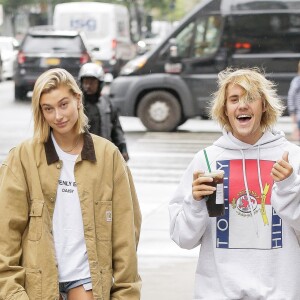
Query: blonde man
0 68 141 300
169 68 300 299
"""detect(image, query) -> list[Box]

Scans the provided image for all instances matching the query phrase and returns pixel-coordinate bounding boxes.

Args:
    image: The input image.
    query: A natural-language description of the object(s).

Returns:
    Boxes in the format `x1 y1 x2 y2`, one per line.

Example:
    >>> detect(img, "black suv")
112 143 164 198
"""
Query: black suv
14 26 92 100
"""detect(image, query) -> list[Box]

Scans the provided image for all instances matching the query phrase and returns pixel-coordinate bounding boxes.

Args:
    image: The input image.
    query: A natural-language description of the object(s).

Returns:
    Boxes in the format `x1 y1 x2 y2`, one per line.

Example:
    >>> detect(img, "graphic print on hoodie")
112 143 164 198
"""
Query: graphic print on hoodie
216 159 282 250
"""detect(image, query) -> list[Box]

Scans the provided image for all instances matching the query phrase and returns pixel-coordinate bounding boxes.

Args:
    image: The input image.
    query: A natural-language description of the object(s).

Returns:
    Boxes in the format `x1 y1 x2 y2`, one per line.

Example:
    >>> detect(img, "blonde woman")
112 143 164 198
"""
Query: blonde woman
0 68 141 300
169 68 300 299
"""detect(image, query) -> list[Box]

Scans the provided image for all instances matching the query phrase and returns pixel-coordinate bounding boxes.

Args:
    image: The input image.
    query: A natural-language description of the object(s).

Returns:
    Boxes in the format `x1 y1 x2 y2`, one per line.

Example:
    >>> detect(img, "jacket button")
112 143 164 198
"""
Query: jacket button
56 163 61 169
50 197 54 202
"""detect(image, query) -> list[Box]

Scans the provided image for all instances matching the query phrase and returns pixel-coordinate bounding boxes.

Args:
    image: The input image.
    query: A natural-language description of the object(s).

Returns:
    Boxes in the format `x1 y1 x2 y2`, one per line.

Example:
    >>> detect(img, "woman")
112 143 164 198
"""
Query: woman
0 68 142 299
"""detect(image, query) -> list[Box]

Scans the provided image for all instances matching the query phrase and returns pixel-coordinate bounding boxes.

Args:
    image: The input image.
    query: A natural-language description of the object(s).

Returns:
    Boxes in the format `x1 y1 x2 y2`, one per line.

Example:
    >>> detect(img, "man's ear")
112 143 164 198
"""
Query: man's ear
262 100 267 112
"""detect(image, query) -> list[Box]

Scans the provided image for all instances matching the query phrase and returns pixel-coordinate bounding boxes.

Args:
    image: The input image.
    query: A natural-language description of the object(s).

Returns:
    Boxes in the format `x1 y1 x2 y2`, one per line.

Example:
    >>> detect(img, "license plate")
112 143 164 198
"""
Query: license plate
45 58 60 66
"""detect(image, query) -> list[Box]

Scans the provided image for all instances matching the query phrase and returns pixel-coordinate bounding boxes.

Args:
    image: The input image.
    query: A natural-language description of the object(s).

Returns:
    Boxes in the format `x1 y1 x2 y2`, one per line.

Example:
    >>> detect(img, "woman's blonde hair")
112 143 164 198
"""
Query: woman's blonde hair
210 67 285 132
32 68 88 143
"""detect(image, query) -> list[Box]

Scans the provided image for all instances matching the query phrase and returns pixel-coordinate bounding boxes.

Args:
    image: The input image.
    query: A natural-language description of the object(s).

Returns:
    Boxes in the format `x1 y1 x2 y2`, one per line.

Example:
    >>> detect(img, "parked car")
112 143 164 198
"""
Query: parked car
109 0 300 131
14 26 92 100
0 36 19 80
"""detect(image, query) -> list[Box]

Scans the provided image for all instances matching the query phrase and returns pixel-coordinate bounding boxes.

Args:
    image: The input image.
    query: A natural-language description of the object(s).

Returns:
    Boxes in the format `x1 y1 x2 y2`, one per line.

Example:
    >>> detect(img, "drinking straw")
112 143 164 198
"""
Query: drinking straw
203 149 211 172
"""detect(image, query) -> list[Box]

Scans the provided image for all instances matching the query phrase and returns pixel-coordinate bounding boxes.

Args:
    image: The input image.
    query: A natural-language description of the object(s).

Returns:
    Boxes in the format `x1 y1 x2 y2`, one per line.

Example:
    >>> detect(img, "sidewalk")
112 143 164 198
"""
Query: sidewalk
135 182 198 300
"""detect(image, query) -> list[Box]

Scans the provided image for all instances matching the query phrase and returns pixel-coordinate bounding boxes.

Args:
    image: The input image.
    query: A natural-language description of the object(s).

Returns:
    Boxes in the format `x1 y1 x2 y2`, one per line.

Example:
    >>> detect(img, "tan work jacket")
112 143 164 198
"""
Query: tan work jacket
0 132 142 300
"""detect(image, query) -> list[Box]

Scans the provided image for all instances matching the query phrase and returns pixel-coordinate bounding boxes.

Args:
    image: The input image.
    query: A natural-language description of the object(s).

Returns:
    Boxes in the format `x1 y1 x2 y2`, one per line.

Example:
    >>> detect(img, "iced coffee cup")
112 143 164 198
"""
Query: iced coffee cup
201 170 225 217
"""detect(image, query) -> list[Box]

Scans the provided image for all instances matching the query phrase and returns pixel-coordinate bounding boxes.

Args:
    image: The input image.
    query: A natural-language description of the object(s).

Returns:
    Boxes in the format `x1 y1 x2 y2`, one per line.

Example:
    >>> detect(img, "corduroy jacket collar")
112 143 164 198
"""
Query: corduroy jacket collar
44 131 96 165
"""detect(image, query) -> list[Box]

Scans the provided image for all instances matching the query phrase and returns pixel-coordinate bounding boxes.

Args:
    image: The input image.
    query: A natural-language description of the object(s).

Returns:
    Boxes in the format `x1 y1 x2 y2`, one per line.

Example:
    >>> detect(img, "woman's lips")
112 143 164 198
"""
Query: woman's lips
55 121 68 127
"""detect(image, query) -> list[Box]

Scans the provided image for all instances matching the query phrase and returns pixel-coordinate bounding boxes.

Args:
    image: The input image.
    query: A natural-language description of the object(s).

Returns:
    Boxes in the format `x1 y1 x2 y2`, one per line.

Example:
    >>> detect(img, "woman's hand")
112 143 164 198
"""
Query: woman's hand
271 151 293 182
192 171 216 201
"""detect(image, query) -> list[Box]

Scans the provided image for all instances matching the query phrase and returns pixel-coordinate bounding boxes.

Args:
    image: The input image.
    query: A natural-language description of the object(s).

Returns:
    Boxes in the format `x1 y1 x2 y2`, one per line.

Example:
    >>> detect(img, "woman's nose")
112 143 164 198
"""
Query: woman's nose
55 109 63 120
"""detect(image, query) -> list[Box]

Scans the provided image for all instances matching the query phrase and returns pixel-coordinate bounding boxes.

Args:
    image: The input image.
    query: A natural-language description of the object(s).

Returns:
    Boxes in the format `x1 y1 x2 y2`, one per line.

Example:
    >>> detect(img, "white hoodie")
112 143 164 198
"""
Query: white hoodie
169 129 300 300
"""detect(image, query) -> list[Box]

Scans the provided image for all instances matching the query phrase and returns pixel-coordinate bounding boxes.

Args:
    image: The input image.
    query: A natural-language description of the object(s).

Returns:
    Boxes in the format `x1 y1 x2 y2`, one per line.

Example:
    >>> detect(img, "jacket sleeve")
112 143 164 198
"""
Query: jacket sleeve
111 150 142 299
287 77 299 115
126 166 142 247
169 154 209 250
0 152 30 300
109 101 127 151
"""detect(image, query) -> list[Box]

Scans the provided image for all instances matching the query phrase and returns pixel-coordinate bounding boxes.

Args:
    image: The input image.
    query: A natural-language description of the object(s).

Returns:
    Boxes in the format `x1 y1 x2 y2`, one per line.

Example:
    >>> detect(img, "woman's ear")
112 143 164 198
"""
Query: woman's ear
76 94 82 109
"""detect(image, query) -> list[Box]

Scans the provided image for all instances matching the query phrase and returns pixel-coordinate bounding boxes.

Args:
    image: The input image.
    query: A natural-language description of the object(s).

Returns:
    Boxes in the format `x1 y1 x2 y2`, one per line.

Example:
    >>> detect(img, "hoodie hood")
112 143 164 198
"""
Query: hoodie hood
213 128 286 150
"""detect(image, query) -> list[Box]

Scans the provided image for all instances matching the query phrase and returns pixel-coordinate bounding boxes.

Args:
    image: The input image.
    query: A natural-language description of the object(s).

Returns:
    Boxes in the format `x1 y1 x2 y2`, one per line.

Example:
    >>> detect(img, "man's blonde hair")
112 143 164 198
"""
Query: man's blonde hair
32 68 88 143
210 67 285 132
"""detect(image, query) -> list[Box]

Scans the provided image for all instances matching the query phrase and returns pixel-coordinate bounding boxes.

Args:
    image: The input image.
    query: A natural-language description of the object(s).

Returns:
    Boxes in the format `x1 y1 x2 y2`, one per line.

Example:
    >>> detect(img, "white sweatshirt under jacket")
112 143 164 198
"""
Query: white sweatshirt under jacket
169 129 300 300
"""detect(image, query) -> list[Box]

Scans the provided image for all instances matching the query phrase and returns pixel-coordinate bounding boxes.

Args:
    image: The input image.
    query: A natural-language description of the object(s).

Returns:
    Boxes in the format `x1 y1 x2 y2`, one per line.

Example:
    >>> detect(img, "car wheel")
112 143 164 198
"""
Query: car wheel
137 91 182 131
15 85 28 101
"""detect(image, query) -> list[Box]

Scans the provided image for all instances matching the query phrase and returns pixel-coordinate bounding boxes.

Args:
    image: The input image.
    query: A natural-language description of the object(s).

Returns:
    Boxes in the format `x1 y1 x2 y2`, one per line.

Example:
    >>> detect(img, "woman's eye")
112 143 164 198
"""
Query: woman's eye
44 107 53 112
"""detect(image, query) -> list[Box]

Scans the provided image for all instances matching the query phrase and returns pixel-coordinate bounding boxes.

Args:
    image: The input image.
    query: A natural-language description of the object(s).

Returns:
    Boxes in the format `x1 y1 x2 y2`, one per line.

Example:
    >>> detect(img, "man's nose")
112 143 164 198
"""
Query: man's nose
83 83 91 90
238 100 248 108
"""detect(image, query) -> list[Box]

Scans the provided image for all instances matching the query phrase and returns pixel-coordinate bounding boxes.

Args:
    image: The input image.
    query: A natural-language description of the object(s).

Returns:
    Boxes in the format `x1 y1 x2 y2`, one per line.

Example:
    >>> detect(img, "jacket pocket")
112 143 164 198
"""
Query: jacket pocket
95 201 112 241
25 268 42 299
101 268 113 300
28 201 44 241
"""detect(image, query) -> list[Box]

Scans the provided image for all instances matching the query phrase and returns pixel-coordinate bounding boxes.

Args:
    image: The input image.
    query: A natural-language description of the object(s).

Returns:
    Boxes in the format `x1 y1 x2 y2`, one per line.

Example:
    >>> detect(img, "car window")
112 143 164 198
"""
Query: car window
22 35 84 53
193 15 222 57
174 21 195 59
232 13 300 53
171 15 222 59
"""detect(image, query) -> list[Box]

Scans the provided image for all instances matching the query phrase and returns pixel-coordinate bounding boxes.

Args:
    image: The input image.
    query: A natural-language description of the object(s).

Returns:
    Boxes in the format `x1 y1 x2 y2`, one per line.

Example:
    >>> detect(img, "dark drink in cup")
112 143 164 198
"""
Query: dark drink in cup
201 170 225 217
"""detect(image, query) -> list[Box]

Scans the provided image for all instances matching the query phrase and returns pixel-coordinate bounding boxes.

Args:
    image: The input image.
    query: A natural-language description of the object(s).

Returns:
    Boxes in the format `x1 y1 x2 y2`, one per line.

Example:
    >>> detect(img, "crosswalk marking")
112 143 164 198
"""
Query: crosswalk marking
128 132 218 183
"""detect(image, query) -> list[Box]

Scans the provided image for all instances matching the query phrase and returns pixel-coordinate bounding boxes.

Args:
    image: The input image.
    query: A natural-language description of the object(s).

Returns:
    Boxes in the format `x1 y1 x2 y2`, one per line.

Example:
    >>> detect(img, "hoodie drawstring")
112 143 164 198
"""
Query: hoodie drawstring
240 149 259 236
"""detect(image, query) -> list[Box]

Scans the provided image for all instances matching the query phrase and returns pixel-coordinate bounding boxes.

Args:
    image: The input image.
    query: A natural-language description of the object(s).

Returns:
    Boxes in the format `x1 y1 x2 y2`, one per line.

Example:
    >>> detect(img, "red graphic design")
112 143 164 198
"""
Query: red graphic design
228 160 274 205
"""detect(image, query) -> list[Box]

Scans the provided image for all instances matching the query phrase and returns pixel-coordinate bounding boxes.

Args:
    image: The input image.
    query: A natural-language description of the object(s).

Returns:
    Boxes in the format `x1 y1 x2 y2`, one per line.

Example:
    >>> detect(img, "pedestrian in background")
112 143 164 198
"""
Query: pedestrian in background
78 63 129 161
288 60 300 141
169 67 300 299
0 68 141 299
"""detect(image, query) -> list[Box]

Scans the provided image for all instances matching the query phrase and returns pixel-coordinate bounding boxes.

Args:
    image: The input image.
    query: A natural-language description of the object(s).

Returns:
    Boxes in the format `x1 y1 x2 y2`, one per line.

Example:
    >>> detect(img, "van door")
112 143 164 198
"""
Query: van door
160 14 226 116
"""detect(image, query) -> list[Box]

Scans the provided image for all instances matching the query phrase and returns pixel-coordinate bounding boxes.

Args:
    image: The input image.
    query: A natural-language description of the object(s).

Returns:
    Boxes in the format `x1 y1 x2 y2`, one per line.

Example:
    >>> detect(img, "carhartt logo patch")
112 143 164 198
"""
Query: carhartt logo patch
106 210 112 222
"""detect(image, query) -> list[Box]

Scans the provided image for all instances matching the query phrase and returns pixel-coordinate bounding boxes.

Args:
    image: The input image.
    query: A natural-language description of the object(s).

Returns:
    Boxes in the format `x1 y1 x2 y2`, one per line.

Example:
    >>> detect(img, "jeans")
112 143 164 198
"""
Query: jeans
59 277 92 299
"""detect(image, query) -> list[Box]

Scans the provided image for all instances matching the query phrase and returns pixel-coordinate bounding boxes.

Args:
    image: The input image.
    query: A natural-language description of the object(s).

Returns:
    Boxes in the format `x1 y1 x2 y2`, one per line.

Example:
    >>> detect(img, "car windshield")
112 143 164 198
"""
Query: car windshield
22 35 83 53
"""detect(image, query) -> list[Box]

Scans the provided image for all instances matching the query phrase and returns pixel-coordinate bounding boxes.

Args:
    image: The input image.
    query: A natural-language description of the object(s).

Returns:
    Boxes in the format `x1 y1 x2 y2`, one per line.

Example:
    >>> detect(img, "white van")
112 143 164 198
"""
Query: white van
53 2 136 77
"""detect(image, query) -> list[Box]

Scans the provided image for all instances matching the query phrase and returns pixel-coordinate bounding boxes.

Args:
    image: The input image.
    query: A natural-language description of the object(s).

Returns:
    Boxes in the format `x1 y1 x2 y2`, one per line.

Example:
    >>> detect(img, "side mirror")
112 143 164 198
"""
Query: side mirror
168 38 180 63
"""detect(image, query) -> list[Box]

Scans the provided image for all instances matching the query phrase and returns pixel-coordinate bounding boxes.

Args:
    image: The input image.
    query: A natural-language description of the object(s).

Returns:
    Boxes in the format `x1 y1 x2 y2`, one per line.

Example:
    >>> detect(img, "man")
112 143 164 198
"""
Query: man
169 68 300 299
288 60 300 141
78 63 129 161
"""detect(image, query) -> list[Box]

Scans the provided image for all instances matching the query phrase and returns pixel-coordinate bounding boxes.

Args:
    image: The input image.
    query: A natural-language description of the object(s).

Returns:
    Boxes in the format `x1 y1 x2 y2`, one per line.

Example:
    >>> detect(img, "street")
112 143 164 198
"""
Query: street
0 80 297 299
